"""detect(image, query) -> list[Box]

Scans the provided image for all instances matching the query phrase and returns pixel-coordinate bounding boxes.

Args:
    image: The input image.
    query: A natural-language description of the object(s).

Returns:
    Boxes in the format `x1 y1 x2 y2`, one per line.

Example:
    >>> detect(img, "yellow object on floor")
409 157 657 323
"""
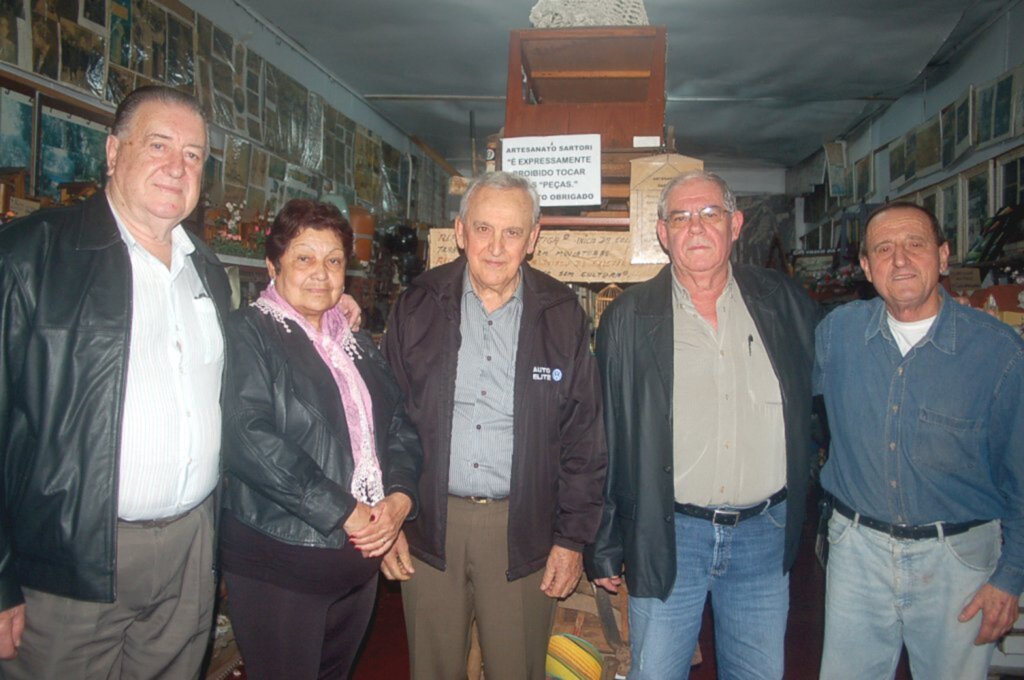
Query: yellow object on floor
546 633 603 680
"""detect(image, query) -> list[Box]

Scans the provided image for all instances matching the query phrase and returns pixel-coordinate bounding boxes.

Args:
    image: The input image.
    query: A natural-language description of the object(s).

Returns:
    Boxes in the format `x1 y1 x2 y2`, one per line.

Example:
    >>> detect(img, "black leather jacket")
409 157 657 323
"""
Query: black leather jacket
382 257 607 580
0 194 231 609
222 306 421 546
584 265 820 599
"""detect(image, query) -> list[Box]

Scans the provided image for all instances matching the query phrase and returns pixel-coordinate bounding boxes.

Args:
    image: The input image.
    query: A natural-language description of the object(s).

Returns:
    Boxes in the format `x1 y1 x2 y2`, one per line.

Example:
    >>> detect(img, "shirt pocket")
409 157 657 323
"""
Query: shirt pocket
190 296 224 366
911 408 983 473
745 336 782 407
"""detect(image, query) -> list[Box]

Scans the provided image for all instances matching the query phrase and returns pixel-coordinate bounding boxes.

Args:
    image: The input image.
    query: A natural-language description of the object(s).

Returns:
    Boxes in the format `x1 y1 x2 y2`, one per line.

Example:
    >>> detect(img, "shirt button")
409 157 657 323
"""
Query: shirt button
486 356 492 361
475 424 482 430
898 367 904 376
488 320 493 326
892 405 899 413
889 442 896 451
890 480 897 488
473 463 479 469
663 465 671 473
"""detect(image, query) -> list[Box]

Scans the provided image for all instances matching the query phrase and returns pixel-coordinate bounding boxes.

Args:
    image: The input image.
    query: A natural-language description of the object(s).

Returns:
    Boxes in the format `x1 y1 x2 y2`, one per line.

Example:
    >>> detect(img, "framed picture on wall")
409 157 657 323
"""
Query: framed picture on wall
903 129 917 183
940 101 956 167
939 179 960 261
914 115 941 178
975 71 1014 149
1013 64 1024 138
954 87 973 160
854 153 872 201
963 163 991 255
36 106 107 201
0 88 34 170
888 138 906 187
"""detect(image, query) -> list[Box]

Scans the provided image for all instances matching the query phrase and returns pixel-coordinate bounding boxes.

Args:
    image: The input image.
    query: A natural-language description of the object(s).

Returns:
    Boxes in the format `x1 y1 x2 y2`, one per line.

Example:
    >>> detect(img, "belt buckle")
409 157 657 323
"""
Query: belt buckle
711 509 741 527
466 496 491 504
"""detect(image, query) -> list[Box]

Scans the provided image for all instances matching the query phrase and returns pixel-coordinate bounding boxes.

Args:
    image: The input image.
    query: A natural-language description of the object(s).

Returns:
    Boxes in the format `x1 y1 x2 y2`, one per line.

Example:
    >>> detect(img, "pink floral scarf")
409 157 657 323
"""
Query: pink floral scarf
254 284 384 504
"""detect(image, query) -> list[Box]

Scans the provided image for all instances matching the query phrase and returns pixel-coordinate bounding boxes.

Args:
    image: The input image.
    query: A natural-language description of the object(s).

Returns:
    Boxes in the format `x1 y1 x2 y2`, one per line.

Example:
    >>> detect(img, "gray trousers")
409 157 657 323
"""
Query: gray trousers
0 498 216 680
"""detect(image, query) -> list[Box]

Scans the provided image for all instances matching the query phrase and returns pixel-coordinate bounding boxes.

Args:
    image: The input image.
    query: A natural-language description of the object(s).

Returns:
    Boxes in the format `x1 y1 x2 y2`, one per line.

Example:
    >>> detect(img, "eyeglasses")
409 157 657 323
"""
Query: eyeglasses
666 205 731 229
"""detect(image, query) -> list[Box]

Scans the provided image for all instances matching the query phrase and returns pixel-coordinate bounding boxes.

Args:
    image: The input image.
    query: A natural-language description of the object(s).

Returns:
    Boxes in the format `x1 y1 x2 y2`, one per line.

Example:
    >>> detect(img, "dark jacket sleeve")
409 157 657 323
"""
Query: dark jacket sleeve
380 294 413 405
584 302 625 578
552 306 608 553
364 339 422 520
0 253 27 611
222 313 357 537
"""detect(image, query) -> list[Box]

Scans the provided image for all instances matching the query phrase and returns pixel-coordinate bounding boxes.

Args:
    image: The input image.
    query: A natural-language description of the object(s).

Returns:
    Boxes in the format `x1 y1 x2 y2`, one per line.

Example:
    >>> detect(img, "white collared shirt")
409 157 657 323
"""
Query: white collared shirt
110 199 224 520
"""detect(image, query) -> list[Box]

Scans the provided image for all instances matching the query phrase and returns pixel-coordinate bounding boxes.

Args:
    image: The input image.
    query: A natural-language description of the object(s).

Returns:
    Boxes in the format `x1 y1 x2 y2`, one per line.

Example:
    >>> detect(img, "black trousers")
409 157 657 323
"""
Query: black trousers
224 569 379 680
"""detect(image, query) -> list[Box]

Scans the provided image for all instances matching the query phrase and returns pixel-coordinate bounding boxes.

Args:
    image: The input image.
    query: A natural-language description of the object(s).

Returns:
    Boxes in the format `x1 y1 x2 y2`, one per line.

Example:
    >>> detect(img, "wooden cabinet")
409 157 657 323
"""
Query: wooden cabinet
504 26 667 149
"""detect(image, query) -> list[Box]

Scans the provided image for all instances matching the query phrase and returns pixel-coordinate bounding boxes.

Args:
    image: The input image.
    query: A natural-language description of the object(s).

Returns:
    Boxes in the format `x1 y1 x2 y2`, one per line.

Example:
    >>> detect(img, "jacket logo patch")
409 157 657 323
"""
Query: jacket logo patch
532 366 563 382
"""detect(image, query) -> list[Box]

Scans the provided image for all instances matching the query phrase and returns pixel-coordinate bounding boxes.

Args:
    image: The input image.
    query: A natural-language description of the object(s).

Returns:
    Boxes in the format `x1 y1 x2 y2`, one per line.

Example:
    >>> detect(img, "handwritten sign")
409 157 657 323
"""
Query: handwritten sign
429 229 663 283
629 154 704 264
502 134 601 207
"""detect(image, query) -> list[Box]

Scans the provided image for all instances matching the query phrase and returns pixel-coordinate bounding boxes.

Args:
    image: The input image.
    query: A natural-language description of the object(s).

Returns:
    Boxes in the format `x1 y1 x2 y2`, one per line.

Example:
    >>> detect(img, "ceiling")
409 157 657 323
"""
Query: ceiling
240 0 1013 176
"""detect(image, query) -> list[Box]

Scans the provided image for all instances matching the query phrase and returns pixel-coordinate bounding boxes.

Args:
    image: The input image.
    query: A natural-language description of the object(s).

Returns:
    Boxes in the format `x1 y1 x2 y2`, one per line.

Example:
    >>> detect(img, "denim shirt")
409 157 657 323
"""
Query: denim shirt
815 290 1024 595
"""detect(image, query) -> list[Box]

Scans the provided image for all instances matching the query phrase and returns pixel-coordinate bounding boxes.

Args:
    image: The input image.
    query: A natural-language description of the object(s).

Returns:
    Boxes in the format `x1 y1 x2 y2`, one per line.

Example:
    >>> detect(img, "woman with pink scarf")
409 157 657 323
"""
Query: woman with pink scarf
219 199 422 679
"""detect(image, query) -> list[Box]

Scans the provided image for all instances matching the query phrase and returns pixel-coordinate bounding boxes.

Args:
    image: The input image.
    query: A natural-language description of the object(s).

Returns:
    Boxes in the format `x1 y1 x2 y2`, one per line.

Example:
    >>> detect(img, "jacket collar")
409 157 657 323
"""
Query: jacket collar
420 255 574 319
635 265 675 317
74 191 221 267
636 262 780 313
864 288 956 355
634 263 788 402
73 192 123 251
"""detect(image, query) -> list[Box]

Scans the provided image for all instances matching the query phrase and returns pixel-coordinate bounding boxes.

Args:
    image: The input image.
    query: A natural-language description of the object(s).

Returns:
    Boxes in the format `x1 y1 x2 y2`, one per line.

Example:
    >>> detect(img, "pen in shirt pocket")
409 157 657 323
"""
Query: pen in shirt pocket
748 334 753 356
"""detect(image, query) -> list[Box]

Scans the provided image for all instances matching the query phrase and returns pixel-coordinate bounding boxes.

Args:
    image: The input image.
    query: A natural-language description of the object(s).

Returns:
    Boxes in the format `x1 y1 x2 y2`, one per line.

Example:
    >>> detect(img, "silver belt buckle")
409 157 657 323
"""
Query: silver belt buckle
711 509 741 526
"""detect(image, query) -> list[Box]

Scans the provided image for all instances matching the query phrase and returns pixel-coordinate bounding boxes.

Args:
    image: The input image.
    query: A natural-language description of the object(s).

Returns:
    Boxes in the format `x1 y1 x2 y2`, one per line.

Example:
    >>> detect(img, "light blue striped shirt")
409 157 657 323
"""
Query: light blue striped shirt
447 269 523 498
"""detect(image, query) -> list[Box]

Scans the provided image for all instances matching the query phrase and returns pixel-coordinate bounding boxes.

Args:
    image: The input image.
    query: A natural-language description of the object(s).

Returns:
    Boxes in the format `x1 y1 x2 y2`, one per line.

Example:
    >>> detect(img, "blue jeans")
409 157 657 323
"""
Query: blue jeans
820 511 1000 680
628 500 789 680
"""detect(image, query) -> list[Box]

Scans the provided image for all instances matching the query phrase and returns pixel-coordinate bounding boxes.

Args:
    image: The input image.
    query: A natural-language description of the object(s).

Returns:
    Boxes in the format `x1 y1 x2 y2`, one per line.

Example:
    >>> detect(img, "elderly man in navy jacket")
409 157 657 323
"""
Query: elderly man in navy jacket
381 171 606 680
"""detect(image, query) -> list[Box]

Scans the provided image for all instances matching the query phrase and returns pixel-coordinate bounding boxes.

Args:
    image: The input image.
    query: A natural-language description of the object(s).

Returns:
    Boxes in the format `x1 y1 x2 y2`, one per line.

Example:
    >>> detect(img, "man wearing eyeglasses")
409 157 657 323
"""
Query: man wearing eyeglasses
586 170 820 678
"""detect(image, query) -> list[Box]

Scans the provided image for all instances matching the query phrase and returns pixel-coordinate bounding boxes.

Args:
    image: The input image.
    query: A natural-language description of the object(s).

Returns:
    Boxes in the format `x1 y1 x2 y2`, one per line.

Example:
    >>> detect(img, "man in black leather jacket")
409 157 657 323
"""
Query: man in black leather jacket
586 171 819 679
0 86 230 679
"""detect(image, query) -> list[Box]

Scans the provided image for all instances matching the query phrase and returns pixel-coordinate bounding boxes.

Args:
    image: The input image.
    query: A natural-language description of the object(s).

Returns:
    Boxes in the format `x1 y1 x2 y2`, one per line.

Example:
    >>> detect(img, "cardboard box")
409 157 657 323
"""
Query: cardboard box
1002 310 1024 328
947 267 982 292
629 154 703 264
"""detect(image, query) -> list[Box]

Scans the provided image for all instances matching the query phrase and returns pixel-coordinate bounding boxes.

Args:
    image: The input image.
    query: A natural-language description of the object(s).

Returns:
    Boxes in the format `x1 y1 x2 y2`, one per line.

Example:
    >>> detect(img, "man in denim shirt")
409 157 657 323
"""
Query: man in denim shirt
816 202 1024 679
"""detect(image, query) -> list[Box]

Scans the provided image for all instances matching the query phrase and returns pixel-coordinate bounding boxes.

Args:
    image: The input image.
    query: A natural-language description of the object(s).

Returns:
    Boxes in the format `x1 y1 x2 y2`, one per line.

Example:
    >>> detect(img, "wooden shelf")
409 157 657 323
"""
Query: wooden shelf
539 215 629 230
505 27 667 149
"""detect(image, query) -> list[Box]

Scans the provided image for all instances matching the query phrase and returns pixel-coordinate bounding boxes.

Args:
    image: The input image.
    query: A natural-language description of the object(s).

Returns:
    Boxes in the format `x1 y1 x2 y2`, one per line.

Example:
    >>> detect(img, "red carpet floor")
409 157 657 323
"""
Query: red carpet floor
350 497 913 679
229 498 914 679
